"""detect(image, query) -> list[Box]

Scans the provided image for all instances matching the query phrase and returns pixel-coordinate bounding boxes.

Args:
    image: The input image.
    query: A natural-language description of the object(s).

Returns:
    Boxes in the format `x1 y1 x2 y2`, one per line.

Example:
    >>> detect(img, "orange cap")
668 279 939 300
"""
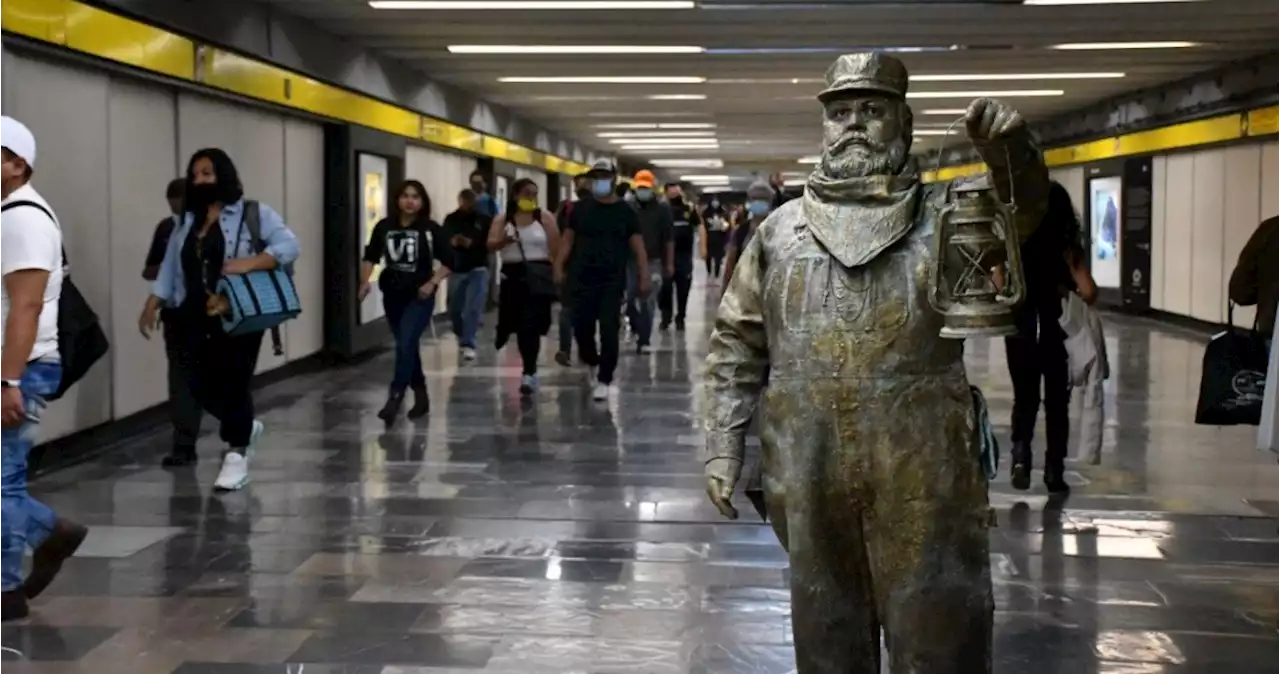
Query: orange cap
632 170 656 189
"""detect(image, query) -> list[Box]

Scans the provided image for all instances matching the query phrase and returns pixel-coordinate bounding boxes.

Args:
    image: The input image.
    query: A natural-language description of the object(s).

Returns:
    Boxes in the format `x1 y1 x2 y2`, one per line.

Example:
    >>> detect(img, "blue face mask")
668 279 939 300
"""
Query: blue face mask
635 188 653 202
592 179 614 198
747 200 771 216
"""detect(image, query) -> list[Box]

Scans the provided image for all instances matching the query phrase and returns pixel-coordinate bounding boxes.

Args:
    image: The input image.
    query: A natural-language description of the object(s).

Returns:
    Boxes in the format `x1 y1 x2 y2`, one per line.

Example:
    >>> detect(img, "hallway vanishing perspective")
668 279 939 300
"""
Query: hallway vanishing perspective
2 283 1276 673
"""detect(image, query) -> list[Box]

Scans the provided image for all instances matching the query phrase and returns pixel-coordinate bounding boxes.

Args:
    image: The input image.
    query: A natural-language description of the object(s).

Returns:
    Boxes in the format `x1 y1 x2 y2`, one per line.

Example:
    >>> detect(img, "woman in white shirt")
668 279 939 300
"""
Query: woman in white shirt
487 178 559 396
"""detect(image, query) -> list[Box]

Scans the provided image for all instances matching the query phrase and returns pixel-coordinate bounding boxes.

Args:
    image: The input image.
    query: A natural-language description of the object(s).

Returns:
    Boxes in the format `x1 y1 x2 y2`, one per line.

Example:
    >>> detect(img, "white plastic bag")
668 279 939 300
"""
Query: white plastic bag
1254 308 1274 455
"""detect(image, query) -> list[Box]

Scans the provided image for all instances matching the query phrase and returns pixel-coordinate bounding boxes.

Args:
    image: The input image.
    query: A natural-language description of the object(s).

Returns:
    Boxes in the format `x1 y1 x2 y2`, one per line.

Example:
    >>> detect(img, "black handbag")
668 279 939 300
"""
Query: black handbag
0 201 110 400
1195 302 1269 426
513 219 557 299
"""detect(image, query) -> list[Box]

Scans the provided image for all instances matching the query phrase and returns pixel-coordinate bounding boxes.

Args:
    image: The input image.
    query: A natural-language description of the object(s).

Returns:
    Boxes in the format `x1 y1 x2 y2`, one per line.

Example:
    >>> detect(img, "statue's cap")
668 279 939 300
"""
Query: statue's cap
817 52 909 103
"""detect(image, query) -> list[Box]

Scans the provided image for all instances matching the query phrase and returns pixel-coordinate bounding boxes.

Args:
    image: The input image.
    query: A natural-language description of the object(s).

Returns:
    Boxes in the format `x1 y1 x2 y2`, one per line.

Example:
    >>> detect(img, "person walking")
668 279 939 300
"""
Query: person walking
1005 181 1092 494
554 174 590 366
442 189 490 362
554 160 650 401
140 148 300 491
144 179 206 467
359 180 452 422
660 183 702 332
1 117 88 620
1228 215 1278 339
722 179 775 289
625 170 673 354
489 178 559 395
702 197 728 281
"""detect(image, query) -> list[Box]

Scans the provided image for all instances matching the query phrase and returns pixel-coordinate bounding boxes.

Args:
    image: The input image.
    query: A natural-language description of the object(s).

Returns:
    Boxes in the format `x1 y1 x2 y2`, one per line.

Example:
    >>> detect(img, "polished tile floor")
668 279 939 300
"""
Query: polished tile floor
3 275 1277 673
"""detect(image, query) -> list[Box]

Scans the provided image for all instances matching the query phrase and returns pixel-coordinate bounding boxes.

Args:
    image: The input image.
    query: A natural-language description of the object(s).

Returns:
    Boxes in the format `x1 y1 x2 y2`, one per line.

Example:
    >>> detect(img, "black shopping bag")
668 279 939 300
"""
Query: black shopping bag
1195 304 1269 426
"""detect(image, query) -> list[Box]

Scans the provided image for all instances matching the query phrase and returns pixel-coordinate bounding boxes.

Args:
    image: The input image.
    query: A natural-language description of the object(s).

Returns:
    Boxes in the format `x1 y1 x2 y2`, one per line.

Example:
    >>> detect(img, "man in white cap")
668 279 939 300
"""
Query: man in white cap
0 116 88 621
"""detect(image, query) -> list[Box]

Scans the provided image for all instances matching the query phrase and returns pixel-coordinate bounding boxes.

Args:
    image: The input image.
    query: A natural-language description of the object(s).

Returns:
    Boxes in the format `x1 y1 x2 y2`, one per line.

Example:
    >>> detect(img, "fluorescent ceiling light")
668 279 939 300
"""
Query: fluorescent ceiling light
908 90 1063 99
597 131 716 138
647 94 707 101
681 174 731 181
1026 0 1201 4
701 186 732 194
1050 41 1199 50
609 137 719 145
451 45 702 55
783 178 807 187
499 76 705 84
798 156 820 164
650 159 724 168
371 1 694 9
920 108 968 115
914 72 1123 81
620 144 720 152
593 123 717 129
588 112 707 118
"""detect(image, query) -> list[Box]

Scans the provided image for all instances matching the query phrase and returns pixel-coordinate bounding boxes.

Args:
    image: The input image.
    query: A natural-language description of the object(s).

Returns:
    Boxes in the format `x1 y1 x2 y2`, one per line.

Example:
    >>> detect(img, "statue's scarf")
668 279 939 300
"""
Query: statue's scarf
802 156 921 269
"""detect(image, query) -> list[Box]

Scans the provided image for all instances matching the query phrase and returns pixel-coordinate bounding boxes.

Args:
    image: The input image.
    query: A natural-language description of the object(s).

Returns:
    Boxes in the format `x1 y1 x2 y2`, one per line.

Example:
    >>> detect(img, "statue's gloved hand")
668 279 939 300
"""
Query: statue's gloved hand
964 98 1025 142
704 457 743 520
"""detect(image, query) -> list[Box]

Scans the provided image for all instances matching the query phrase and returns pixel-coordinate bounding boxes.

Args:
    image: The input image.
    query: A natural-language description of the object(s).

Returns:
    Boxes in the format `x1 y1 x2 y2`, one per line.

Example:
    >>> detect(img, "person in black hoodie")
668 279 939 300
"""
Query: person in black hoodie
359 180 453 421
442 189 491 362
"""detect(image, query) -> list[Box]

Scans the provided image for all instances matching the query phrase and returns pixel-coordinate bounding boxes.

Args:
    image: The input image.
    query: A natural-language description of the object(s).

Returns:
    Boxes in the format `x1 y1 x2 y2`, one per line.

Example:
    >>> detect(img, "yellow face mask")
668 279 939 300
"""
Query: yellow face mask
517 198 538 213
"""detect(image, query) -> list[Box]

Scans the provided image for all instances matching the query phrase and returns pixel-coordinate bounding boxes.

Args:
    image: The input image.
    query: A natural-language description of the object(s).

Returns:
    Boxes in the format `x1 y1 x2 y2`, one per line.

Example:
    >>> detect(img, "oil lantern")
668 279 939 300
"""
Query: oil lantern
928 173 1025 338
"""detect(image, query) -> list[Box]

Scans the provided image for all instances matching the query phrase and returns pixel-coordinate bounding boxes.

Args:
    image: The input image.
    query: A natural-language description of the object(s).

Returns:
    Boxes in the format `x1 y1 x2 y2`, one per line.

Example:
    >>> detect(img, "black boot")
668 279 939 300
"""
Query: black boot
675 318 686 332
407 386 430 419
2 590 28 622
1043 462 1070 494
378 392 404 422
1010 440 1032 491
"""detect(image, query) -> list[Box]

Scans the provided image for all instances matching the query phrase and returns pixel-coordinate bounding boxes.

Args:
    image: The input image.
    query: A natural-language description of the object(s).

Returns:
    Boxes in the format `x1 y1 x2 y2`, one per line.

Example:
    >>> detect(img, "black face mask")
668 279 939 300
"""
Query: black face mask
186 183 219 215
668 195 683 206
471 181 485 193
576 188 591 200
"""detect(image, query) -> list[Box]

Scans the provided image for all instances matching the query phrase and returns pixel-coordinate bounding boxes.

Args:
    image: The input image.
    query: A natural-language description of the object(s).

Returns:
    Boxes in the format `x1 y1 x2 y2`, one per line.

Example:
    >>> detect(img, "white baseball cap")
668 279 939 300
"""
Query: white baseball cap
1 116 36 170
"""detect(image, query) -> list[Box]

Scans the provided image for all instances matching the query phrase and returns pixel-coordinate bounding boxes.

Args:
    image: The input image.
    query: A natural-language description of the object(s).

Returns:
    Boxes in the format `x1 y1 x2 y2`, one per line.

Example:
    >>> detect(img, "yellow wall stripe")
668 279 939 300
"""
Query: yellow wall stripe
1 0 591 175
921 105 1278 183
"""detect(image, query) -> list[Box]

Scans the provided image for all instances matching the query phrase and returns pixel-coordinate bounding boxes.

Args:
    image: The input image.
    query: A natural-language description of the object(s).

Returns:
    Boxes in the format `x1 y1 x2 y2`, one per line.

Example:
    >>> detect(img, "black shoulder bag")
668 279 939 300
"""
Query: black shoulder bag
1 200 110 400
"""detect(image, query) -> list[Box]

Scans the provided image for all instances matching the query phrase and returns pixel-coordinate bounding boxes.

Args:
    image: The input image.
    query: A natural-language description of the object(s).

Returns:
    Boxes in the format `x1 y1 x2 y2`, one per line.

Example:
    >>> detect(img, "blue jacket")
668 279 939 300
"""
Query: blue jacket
152 199 300 307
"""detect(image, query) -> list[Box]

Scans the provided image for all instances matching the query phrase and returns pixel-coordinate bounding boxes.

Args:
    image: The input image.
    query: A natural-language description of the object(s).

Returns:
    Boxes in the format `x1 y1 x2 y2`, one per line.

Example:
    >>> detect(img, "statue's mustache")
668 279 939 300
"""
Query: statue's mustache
828 134 876 155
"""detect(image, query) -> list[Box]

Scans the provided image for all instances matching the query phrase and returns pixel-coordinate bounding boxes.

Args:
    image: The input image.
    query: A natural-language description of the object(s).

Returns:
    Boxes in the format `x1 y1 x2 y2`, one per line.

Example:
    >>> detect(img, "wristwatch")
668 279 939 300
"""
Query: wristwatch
1 379 20 389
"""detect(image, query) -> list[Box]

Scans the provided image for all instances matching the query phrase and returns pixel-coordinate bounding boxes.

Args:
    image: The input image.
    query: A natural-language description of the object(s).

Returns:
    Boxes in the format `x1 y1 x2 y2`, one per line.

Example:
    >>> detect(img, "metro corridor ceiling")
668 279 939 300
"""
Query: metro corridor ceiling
265 0 1277 184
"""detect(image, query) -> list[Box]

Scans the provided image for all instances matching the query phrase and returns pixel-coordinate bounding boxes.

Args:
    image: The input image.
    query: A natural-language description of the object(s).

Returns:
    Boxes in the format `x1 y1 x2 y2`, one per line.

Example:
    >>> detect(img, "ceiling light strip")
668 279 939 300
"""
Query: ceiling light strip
1050 41 1199 50
499 76 706 84
907 89 1063 98
451 45 703 54
372 1 695 9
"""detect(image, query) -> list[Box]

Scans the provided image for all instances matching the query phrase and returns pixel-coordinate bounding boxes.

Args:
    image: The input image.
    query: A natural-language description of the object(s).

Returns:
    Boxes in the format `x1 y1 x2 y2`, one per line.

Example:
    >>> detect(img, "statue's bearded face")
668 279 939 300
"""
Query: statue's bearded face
820 93 912 179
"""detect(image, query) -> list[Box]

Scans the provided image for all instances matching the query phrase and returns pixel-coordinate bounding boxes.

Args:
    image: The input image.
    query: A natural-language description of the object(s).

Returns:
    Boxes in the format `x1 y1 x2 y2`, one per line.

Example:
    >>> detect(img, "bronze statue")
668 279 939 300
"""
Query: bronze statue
703 52 1048 673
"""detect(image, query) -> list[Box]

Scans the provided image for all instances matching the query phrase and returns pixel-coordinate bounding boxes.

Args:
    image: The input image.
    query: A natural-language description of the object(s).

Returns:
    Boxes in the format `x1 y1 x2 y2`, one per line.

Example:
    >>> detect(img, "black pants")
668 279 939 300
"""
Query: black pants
572 279 624 384
162 311 204 452
705 231 727 277
498 262 553 376
1005 304 1069 468
171 311 263 448
660 255 694 324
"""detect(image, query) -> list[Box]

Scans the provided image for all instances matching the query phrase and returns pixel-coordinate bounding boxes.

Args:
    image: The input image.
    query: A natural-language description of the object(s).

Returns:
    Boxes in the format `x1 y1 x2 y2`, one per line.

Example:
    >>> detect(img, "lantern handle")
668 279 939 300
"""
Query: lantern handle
932 111 1018 212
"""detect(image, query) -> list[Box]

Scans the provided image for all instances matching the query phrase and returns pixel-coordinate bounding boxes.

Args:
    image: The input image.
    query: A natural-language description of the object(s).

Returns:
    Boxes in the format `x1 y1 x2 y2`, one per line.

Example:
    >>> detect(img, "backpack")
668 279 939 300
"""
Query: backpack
1 200 110 400
240 200 288 356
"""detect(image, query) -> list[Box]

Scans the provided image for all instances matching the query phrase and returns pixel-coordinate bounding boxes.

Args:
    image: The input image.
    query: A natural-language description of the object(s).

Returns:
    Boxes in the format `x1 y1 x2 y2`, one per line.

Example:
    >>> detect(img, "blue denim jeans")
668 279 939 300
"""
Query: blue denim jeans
384 291 434 393
2 360 62 591
626 260 662 347
447 267 490 349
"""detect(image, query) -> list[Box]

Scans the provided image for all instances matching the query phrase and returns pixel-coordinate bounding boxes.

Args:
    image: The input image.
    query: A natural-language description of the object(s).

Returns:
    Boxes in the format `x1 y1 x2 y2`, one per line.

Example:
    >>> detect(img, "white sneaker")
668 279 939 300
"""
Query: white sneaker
591 382 610 402
519 374 539 395
461 347 477 362
638 344 652 355
214 452 250 491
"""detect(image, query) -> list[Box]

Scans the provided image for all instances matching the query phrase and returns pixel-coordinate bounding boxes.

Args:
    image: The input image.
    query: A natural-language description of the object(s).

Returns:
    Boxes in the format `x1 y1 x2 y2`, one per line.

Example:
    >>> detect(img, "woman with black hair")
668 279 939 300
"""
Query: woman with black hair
139 148 300 490
359 180 452 422
1005 181 1096 495
487 178 559 396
